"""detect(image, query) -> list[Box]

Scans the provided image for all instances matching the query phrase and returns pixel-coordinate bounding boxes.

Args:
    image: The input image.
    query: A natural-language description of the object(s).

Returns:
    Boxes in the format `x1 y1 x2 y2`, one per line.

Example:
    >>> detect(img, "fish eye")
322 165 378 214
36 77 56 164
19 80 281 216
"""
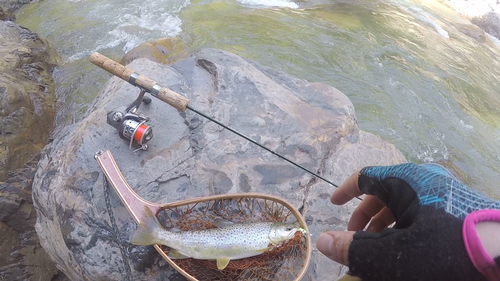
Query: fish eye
286 226 294 231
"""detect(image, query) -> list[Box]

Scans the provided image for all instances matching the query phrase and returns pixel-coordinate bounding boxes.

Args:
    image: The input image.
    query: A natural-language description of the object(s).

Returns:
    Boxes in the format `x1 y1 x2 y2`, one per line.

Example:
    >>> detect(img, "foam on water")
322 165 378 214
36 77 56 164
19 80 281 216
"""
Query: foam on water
237 0 298 9
22 0 191 63
402 2 449 38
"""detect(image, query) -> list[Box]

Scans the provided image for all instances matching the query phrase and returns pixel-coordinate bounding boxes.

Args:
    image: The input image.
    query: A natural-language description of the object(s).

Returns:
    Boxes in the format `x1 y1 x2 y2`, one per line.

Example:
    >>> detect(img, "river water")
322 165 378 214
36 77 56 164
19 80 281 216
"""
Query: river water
15 0 500 197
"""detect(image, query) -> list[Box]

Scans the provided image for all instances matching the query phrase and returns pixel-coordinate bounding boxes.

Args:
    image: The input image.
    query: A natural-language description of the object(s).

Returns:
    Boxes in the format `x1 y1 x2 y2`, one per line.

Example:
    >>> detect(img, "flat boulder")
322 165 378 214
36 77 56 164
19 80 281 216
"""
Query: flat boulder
33 49 406 280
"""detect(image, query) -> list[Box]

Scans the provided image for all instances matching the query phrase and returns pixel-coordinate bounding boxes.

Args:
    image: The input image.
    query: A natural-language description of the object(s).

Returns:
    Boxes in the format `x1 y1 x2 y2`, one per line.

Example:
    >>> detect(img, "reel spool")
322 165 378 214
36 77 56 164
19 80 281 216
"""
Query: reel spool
106 89 154 150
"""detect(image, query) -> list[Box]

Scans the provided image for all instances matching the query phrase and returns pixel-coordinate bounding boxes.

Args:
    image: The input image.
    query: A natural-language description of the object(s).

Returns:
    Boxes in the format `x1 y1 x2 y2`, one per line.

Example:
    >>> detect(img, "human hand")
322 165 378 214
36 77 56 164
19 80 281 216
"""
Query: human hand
316 163 497 281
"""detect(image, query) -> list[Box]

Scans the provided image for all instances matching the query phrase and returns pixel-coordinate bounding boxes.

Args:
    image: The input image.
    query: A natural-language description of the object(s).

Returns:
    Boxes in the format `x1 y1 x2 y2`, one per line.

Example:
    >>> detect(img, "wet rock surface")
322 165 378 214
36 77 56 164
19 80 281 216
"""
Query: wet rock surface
119 37 190 66
0 21 60 180
453 22 487 42
33 49 406 280
0 0 34 14
0 20 63 281
472 12 500 40
0 157 65 281
0 6 14 21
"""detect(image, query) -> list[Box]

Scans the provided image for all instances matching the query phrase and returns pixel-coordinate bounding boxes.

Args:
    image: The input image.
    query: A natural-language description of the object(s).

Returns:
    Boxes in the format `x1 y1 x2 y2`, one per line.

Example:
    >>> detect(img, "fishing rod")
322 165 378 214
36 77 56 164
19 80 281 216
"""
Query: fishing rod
90 52 351 192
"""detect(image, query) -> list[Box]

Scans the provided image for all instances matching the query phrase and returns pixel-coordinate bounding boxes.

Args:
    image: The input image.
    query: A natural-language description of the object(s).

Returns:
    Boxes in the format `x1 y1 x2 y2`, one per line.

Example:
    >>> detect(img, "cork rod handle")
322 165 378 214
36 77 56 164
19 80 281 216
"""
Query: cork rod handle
90 52 190 112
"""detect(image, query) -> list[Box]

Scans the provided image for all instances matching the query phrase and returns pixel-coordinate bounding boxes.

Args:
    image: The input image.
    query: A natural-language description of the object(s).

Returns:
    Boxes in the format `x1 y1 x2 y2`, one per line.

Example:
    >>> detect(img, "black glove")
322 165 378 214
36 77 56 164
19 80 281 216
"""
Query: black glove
346 163 500 281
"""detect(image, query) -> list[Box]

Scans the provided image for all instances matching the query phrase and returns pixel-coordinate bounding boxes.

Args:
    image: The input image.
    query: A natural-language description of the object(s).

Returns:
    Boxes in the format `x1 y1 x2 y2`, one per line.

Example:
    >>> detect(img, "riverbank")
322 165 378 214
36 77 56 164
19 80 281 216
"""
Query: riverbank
0 1 66 280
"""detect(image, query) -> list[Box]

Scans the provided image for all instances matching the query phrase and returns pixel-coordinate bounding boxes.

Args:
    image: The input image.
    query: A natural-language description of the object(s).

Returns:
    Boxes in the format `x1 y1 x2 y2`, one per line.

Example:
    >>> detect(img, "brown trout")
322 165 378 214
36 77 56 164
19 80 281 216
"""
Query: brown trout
131 206 303 270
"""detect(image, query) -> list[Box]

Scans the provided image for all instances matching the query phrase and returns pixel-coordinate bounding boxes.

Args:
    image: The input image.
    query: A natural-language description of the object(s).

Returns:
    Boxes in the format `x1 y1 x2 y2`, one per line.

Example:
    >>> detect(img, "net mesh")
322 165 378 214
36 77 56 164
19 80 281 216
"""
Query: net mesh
156 197 308 281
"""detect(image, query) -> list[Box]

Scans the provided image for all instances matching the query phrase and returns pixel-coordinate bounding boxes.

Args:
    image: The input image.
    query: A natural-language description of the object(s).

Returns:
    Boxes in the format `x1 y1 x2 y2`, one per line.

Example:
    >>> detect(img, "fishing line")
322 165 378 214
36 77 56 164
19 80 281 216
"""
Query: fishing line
188 106 338 186
188 106 363 201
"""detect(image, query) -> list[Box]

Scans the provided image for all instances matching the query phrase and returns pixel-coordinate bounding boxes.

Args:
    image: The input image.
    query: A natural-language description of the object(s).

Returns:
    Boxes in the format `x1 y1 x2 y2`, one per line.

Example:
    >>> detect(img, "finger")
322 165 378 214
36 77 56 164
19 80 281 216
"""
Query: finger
316 231 355 265
358 177 420 228
347 195 385 231
365 207 395 233
331 170 362 205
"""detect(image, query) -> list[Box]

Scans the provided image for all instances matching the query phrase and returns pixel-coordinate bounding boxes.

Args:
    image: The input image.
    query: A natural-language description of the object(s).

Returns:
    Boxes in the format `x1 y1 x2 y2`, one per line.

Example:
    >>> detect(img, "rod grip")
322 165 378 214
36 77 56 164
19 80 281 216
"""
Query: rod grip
90 52 190 111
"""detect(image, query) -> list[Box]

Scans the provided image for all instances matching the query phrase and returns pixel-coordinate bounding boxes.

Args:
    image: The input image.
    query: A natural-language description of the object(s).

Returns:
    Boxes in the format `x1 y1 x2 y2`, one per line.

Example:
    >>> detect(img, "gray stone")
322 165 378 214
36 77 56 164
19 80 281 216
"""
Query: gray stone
0 157 63 281
33 49 406 280
0 6 14 21
0 0 34 14
472 12 500 40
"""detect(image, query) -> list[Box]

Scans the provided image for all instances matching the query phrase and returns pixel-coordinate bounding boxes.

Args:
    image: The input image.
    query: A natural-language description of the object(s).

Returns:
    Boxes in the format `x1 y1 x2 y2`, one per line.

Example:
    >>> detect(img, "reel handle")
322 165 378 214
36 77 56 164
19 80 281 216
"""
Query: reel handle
90 52 190 112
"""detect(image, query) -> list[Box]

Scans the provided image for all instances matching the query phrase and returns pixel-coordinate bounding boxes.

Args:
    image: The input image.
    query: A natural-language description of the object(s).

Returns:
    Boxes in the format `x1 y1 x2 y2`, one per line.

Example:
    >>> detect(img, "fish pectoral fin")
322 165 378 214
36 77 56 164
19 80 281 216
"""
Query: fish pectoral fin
168 249 190 259
256 246 272 252
216 258 231 270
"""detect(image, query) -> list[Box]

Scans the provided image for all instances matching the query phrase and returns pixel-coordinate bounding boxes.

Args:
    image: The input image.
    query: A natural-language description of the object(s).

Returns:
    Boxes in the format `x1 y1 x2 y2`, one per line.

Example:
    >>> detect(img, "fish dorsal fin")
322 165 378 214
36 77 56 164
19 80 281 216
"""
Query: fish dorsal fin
216 258 230 270
213 218 234 228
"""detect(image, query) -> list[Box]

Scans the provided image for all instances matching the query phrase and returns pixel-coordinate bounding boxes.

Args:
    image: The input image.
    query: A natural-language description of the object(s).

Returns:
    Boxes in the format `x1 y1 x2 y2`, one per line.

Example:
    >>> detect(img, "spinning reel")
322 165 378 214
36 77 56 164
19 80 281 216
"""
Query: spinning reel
106 89 153 151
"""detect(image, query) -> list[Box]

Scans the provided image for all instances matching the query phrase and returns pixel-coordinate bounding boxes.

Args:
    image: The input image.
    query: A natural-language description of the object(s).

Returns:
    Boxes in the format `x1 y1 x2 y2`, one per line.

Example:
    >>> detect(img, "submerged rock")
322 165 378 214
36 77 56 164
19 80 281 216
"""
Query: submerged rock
33 49 406 280
0 21 63 280
453 22 487 42
0 0 37 20
0 6 14 21
472 12 500 40
119 37 190 66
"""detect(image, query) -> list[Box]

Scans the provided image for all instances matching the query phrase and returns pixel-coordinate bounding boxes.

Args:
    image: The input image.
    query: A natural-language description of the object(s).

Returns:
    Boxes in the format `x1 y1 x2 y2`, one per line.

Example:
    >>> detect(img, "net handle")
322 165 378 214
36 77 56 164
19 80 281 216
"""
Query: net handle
95 150 162 223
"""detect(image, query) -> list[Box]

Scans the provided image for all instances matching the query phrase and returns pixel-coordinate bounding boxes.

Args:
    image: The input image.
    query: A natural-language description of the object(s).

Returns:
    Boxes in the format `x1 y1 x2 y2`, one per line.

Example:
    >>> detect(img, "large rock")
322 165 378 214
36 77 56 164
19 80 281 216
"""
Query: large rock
0 21 63 280
0 6 14 21
472 12 500 40
33 49 406 280
0 21 60 180
0 0 35 14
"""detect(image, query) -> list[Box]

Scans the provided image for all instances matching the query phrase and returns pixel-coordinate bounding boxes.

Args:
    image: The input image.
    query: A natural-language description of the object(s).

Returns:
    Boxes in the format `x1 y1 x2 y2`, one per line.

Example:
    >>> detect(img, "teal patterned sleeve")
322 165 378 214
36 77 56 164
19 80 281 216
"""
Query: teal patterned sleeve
360 163 500 220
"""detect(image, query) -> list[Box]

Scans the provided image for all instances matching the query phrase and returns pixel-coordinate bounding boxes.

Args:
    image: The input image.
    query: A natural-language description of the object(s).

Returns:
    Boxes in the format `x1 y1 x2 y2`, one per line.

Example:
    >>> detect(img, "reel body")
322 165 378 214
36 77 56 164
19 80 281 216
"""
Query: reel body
106 89 153 150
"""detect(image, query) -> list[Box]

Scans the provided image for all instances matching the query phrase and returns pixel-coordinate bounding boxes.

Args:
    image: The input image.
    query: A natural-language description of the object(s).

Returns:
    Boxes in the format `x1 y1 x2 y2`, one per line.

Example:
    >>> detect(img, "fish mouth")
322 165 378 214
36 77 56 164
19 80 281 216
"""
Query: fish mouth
286 226 307 239
298 227 307 235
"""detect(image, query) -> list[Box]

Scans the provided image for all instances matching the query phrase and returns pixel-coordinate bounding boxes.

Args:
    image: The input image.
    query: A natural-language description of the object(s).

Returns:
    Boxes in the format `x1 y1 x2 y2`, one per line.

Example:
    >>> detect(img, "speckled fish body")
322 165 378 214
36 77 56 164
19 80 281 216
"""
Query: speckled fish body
131 206 301 270
159 221 279 259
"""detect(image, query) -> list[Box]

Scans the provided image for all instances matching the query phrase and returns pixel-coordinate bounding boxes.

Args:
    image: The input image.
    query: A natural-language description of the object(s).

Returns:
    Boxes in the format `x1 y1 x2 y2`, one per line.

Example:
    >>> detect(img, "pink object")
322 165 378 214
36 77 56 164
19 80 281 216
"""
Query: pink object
463 209 500 281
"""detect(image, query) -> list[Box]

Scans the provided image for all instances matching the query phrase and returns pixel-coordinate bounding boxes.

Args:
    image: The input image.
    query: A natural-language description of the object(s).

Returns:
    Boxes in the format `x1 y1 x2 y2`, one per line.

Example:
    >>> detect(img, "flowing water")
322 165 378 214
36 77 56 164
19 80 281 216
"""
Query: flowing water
15 0 500 197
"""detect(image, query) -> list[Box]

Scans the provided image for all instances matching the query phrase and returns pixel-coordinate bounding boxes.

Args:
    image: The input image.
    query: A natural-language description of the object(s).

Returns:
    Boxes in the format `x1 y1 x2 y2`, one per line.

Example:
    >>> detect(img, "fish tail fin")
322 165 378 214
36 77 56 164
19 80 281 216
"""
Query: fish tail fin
131 206 163 245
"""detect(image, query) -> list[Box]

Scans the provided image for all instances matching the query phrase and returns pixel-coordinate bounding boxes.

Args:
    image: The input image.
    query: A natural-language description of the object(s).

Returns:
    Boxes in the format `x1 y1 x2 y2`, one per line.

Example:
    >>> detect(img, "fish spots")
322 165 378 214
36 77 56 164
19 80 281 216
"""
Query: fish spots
150 221 296 262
